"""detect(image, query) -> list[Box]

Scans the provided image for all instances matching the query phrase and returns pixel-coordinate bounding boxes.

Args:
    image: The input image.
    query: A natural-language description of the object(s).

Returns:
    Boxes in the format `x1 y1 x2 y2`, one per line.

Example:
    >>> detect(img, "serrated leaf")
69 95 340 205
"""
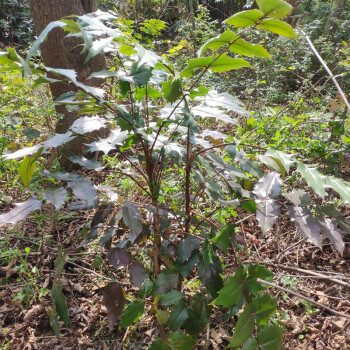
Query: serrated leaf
257 325 283 350
177 236 201 263
42 188 67 211
159 290 184 306
149 339 168 350
129 260 149 288
168 331 196 350
44 131 75 150
265 148 295 173
169 300 188 329
85 128 129 154
86 37 113 62
253 294 277 325
121 201 142 243
69 115 108 134
0 197 42 227
120 300 145 328
162 79 182 103
257 18 297 38
255 198 280 234
225 9 263 27
130 63 153 86
107 248 133 269
213 267 245 307
192 104 236 123
257 0 293 19
180 56 213 77
103 282 126 330
51 282 71 327
325 177 350 204
67 178 98 209
69 155 102 169
211 223 235 252
285 189 312 207
253 172 282 199
246 264 274 296
228 304 255 348
297 164 327 198
288 205 322 247
153 271 179 295
19 147 43 187
318 217 344 255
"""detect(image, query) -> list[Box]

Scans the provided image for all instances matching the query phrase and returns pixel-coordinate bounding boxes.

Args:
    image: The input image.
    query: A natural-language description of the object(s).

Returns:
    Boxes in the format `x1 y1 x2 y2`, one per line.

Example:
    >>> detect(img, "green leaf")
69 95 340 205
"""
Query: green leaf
130 63 153 86
257 18 297 38
49 309 61 338
51 282 71 327
177 236 201 263
156 309 169 325
19 147 43 187
253 294 277 325
135 86 162 102
325 177 350 204
119 43 137 56
225 9 263 27
169 300 188 329
149 339 169 350
202 239 215 267
180 56 213 77
265 148 295 173
188 85 209 99
120 300 145 328
242 337 258 350
159 290 184 306
153 271 179 295
211 223 235 252
257 325 283 350
184 309 204 336
213 267 246 307
168 331 195 350
210 54 254 73
256 0 293 19
246 264 274 296
162 79 182 103
228 303 255 348
296 164 327 198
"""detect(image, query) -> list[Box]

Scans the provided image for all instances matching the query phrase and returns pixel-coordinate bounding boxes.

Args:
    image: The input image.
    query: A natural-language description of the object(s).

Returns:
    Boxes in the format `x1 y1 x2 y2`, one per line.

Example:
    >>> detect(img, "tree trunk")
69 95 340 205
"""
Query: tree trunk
28 0 106 169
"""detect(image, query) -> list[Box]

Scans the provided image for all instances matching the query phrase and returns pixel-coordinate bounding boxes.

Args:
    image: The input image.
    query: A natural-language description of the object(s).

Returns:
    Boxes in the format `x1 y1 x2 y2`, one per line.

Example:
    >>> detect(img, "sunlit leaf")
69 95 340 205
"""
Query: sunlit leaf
318 217 344 255
253 172 282 199
0 197 42 227
255 198 280 234
69 155 102 170
288 205 322 247
257 18 297 38
225 9 263 27
42 188 67 211
69 115 108 134
256 0 293 19
325 177 350 204
67 178 98 209
297 164 327 198
19 147 43 187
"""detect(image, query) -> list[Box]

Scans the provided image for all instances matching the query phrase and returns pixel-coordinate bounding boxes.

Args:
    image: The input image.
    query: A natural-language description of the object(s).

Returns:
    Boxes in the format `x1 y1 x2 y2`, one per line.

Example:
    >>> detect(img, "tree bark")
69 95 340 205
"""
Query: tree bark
28 0 106 169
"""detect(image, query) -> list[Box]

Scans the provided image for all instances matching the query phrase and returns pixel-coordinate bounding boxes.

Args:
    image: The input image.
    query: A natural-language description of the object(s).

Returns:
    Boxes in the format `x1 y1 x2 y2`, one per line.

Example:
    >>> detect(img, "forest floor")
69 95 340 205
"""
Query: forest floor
1 171 349 350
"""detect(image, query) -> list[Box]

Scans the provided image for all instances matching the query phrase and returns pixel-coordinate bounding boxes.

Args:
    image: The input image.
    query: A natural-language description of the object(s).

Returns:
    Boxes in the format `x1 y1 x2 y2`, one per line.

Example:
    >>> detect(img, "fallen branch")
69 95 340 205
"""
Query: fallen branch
257 278 350 320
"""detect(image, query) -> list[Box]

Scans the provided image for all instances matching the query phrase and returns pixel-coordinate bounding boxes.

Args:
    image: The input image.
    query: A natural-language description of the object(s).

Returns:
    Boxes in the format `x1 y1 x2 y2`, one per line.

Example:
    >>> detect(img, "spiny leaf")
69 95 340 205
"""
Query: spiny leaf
257 18 297 38
265 148 295 173
0 197 42 227
225 9 263 28
253 294 277 325
120 300 145 328
168 331 196 350
297 164 327 198
69 115 108 134
227 303 255 348
67 178 98 209
318 217 344 256
42 188 67 211
159 290 184 306
288 205 322 247
255 198 280 234
162 79 182 103
213 267 245 307
285 189 312 207
253 172 282 199
69 155 102 170
153 271 179 295
103 282 126 330
325 177 350 204
257 325 283 350
169 300 188 329
177 236 201 263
